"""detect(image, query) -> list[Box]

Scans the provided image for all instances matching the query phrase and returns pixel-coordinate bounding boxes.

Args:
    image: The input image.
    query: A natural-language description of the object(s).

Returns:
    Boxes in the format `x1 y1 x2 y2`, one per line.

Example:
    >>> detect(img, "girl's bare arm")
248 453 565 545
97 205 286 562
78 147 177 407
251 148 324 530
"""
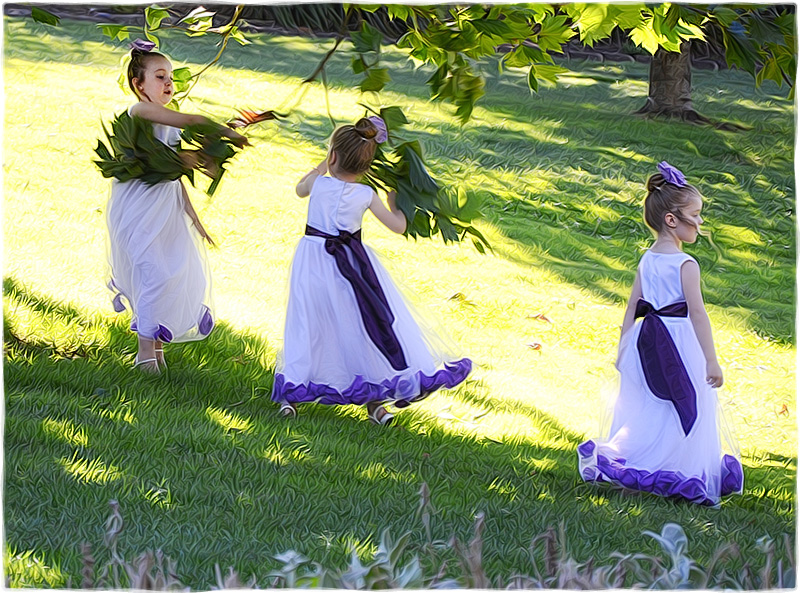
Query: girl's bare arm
296 158 328 197
368 190 407 234
681 260 723 387
130 102 247 144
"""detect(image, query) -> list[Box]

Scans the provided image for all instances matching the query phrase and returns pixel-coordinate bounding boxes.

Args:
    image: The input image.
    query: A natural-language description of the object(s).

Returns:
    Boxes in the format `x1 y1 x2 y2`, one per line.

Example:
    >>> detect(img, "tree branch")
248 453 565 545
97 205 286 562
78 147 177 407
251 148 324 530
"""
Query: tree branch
302 36 344 84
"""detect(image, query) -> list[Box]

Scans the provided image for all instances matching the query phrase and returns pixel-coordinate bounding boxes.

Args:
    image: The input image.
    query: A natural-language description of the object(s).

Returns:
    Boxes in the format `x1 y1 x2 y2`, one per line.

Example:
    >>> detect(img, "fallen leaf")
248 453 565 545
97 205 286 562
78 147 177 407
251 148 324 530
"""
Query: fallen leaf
227 108 285 129
527 313 553 324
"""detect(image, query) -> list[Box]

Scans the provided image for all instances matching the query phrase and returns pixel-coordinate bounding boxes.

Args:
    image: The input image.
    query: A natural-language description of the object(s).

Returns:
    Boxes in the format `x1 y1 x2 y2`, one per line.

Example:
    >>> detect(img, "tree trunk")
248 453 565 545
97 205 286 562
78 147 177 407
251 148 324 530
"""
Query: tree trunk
636 43 702 119
636 43 744 130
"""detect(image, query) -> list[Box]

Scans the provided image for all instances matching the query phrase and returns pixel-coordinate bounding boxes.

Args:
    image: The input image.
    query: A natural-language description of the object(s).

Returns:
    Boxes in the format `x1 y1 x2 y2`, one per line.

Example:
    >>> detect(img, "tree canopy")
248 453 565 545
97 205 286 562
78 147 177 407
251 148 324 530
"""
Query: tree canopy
29 3 797 250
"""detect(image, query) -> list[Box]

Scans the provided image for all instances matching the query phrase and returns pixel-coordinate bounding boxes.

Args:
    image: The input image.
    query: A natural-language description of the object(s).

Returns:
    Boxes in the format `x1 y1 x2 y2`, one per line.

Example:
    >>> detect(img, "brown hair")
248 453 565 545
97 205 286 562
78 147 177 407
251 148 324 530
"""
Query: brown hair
127 49 168 100
329 118 378 175
643 173 703 233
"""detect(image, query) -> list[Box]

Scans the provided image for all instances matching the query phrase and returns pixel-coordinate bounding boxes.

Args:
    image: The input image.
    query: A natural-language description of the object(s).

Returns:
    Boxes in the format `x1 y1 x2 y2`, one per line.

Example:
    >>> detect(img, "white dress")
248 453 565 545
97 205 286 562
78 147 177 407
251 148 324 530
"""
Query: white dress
578 251 742 506
272 175 471 407
106 112 214 343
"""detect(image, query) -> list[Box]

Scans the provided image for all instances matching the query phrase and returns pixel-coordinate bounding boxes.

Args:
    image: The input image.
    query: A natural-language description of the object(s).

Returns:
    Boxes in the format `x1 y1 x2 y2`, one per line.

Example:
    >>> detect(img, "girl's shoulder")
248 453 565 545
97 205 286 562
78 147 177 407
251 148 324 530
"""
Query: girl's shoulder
314 176 375 197
639 249 698 273
642 249 696 262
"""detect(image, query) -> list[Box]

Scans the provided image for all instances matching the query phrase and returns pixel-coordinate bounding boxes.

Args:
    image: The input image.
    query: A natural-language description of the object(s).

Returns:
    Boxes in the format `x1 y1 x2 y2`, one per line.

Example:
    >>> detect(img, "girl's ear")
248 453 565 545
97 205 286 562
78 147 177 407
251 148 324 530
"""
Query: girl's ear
328 151 337 167
664 212 677 228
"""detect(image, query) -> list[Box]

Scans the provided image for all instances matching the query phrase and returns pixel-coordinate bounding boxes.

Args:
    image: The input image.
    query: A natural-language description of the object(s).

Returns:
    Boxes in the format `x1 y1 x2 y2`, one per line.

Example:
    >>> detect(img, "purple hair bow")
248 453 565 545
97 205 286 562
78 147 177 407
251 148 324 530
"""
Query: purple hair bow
368 116 388 143
130 38 156 53
657 161 686 187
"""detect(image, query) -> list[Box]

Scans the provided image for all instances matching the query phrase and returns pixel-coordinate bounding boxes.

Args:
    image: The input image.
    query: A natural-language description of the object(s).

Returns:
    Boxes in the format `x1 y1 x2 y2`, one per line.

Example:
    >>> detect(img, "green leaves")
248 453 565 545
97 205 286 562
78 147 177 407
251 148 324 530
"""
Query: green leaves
98 24 131 42
378 106 408 130
171 67 193 96
94 4 251 106
30 7 60 26
178 6 215 34
94 112 243 197
351 21 383 54
361 106 488 252
467 19 513 39
722 28 760 76
352 22 392 93
426 59 486 124
94 112 185 185
360 68 390 93
564 3 619 47
144 5 170 31
535 14 575 53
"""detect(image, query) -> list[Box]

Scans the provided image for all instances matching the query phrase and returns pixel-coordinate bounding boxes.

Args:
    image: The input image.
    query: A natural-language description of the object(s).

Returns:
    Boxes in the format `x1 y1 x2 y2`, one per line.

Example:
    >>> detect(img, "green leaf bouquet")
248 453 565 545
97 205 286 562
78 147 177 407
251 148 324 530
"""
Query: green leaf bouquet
94 111 241 197
363 106 490 253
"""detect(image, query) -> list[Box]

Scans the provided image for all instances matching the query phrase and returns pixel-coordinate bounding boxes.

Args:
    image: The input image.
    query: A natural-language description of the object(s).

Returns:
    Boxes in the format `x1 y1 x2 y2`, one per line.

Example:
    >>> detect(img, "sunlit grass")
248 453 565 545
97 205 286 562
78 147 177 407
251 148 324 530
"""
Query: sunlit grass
5 547 66 588
58 453 123 484
3 16 795 589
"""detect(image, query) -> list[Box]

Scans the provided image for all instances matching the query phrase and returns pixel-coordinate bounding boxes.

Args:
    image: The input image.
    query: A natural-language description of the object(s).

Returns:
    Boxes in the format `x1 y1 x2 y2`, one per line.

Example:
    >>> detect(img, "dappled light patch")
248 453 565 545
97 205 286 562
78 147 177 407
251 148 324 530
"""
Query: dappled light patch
3 277 111 361
5 546 66 588
586 493 610 506
58 453 122 484
96 404 137 425
357 462 417 484
487 476 519 501
206 405 253 434
140 482 177 509
42 417 89 448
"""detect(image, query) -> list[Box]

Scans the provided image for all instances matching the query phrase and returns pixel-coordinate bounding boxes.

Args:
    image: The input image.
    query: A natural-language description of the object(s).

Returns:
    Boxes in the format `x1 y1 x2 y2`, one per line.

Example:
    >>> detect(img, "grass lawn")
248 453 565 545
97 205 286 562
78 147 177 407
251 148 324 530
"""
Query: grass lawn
3 16 795 588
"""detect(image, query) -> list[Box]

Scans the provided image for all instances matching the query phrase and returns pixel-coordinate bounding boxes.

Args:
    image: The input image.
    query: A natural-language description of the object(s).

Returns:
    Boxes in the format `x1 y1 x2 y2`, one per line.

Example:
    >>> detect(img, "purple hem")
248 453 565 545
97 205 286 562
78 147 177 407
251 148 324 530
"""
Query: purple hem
128 307 213 342
272 358 472 407
579 440 742 505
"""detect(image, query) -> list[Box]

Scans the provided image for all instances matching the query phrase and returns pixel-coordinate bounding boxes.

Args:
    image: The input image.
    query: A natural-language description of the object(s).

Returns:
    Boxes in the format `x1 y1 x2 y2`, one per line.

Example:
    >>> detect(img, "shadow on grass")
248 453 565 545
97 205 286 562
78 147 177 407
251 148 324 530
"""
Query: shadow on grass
4 277 795 587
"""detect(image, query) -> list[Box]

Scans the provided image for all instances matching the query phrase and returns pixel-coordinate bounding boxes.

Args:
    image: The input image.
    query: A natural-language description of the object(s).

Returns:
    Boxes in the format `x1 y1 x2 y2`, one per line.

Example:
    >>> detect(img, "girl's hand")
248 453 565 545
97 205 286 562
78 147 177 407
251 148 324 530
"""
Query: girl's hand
706 360 723 388
226 129 250 148
193 218 216 247
198 153 221 179
179 150 200 169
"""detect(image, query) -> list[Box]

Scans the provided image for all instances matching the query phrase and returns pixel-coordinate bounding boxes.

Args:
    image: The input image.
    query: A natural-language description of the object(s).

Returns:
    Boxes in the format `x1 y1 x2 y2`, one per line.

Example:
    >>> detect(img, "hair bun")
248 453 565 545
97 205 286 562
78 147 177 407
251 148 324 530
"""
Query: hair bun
354 117 378 141
647 173 667 193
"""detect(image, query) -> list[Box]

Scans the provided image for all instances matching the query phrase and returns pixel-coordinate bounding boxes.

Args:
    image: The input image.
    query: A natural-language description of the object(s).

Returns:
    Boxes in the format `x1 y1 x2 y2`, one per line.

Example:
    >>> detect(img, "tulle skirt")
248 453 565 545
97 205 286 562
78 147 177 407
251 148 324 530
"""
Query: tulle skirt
578 318 743 506
272 235 471 407
106 178 214 343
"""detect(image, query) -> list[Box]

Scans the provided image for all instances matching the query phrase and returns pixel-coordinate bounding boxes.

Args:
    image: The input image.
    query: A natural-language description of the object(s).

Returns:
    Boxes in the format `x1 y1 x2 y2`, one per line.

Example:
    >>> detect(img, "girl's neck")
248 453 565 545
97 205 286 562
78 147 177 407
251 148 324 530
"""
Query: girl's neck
650 233 683 254
328 163 358 183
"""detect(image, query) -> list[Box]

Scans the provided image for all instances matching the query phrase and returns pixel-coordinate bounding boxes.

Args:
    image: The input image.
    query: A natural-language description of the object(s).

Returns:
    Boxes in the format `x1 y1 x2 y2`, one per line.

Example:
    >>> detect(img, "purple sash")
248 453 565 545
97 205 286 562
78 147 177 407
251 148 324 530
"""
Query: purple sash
635 299 697 435
305 225 408 371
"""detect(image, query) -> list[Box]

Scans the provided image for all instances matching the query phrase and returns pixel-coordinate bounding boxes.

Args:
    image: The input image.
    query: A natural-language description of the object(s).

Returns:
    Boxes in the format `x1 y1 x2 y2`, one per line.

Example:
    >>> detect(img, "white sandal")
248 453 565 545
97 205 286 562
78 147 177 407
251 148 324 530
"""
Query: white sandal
155 348 166 370
279 403 297 418
134 356 160 374
367 404 394 426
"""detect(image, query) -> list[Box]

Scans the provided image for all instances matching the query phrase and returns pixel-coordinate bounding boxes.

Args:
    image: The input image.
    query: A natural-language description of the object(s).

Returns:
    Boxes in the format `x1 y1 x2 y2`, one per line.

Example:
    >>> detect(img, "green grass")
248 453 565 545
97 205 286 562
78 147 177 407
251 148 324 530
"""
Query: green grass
4 16 796 588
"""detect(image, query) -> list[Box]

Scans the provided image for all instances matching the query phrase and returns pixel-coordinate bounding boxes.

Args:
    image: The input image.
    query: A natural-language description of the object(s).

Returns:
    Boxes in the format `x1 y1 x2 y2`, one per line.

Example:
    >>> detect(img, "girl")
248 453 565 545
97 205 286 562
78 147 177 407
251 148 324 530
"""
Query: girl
272 117 472 425
578 162 743 506
106 40 248 373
